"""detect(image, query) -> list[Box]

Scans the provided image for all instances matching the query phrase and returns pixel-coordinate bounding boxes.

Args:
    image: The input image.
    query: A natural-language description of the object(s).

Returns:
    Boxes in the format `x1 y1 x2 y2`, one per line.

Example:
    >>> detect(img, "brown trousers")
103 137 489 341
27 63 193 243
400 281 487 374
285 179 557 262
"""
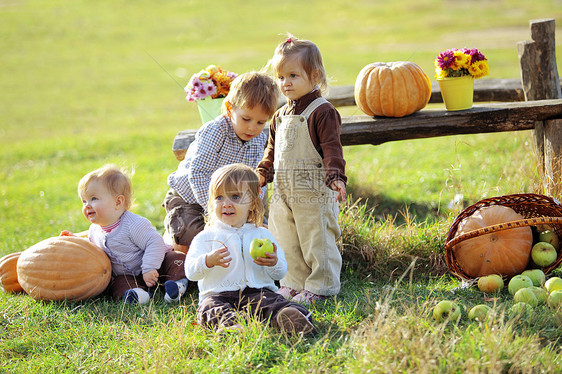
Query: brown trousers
108 250 186 300
197 287 311 330
162 189 205 247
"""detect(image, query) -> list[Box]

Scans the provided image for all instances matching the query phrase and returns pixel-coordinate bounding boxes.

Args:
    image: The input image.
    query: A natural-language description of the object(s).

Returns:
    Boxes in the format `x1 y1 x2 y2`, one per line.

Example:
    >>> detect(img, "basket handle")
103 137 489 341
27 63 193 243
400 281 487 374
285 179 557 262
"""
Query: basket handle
445 216 562 250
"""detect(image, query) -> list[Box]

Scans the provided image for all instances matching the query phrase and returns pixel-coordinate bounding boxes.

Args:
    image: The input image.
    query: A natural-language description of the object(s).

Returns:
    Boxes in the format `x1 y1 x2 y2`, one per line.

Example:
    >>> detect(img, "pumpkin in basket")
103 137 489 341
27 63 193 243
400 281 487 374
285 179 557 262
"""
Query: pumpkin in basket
452 205 533 278
17 236 111 301
354 61 431 117
0 252 24 293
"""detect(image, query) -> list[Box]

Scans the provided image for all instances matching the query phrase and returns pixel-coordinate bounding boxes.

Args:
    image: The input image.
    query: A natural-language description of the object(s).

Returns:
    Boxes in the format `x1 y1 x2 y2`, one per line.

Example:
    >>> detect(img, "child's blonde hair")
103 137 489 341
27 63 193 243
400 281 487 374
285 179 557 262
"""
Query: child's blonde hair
267 33 328 92
78 164 133 210
223 71 280 117
206 163 264 227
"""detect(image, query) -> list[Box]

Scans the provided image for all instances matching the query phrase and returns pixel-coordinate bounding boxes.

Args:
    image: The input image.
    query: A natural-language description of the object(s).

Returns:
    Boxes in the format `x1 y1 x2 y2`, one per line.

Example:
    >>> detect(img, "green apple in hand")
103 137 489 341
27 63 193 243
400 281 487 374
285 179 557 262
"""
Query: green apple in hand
249 238 274 260
521 269 546 287
433 300 462 322
508 275 533 295
530 242 557 267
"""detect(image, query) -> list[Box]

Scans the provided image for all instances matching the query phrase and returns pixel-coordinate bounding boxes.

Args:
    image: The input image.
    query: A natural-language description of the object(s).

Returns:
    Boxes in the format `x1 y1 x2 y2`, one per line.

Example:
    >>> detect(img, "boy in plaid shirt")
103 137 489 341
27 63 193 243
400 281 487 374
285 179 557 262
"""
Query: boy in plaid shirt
164 71 280 255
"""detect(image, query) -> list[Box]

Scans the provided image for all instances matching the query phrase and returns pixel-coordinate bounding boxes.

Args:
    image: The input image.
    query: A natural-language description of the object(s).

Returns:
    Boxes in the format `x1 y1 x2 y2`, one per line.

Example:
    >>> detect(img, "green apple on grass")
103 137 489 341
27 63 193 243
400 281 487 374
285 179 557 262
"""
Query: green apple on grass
545 277 562 294
468 304 491 322
521 269 546 287
509 302 534 319
477 274 504 293
433 300 462 322
528 286 548 304
548 289 562 310
538 230 559 250
249 238 274 260
508 275 534 295
530 242 558 267
513 287 538 307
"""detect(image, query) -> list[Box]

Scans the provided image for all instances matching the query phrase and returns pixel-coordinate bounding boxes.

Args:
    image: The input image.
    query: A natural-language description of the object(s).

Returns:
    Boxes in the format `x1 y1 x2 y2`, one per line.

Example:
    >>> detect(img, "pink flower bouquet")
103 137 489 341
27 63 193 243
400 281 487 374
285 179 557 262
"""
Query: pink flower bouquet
184 65 237 102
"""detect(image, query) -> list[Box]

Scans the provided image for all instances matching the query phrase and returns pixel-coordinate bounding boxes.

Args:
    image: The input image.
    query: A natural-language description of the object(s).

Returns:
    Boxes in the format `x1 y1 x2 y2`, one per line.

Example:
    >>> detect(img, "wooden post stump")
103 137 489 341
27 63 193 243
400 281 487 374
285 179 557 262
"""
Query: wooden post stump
517 18 562 196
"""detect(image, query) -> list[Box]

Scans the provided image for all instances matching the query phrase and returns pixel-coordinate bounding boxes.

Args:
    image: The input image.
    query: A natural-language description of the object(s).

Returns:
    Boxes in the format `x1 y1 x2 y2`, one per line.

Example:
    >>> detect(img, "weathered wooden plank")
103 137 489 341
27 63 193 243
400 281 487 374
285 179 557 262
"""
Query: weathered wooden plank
340 99 562 146
173 100 562 160
517 18 562 195
319 79 531 107
518 19 562 101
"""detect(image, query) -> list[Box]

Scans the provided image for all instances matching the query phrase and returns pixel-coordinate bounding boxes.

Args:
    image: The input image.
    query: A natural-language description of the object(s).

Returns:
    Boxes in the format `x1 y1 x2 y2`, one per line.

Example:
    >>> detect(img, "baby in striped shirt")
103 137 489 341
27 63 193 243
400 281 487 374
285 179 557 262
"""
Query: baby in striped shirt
78 164 187 304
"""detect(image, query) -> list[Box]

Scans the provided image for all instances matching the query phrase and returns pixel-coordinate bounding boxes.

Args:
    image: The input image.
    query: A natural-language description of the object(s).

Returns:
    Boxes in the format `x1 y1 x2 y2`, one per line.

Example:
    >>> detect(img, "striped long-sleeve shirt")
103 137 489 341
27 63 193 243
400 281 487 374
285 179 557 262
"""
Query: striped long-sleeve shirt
89 210 171 277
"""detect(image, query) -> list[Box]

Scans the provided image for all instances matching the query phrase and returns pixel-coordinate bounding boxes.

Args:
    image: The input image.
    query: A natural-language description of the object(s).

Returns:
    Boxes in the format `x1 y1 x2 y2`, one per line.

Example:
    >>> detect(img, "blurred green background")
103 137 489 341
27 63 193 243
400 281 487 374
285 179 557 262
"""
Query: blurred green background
1 0 561 251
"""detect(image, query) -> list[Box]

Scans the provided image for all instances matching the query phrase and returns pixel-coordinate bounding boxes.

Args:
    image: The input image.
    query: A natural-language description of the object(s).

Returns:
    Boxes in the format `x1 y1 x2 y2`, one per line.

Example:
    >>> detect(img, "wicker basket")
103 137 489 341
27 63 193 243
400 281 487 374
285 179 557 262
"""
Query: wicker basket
444 193 562 280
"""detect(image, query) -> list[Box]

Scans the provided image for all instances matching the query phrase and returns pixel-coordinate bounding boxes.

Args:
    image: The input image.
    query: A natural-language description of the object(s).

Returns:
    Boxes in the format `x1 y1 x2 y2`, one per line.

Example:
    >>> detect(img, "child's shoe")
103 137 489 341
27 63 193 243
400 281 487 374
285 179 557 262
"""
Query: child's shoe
277 286 298 300
164 278 189 303
292 290 328 305
276 307 315 335
123 288 152 305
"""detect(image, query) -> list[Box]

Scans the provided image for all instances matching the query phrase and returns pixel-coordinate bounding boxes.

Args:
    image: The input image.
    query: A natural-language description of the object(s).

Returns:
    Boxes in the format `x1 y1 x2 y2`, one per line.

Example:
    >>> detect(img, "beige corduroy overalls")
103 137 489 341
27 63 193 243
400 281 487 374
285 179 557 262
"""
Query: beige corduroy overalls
269 97 342 296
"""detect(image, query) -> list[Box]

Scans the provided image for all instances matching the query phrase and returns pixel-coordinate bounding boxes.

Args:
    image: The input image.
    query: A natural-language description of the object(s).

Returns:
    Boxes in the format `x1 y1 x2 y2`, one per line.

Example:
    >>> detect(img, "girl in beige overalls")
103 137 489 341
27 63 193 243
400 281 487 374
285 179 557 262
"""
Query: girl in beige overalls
257 34 347 304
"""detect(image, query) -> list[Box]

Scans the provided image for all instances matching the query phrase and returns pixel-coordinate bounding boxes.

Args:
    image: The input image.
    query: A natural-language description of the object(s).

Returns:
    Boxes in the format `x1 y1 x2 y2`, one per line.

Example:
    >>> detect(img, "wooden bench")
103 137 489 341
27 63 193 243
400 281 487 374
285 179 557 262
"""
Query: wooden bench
173 81 562 156
172 19 562 193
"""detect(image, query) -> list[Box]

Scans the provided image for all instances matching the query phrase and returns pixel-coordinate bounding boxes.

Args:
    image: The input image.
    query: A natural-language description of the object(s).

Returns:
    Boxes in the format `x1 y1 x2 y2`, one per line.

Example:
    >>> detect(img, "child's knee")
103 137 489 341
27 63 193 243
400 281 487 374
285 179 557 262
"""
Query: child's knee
164 206 188 243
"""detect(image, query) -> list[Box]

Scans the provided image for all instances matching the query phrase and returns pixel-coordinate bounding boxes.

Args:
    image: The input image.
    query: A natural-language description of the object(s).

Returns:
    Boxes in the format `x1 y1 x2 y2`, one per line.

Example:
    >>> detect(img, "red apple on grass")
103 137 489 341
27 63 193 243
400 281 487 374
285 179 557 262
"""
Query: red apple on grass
249 238 274 260
530 242 558 267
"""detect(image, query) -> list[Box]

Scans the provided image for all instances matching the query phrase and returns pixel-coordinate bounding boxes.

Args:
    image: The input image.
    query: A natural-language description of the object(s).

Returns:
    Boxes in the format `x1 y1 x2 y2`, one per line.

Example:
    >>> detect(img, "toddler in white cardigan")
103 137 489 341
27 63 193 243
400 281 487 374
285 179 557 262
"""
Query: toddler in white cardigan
185 163 314 335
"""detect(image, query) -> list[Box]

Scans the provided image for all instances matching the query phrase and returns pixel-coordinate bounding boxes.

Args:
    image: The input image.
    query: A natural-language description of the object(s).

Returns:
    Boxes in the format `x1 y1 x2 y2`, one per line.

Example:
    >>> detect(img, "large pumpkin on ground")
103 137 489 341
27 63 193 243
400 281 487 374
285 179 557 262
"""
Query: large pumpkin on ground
354 61 431 117
452 205 533 278
0 252 24 293
17 236 111 301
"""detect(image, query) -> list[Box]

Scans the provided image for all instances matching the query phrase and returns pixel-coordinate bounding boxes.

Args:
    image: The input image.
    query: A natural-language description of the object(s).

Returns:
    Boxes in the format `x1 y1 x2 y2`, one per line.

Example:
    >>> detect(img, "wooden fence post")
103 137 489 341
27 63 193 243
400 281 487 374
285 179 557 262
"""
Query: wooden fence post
517 18 562 196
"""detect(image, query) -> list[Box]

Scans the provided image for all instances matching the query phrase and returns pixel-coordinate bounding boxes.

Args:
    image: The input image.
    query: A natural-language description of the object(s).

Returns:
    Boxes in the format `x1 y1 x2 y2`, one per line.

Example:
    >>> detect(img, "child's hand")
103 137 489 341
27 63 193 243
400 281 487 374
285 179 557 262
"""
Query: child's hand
331 180 347 202
60 230 75 236
253 243 278 267
143 269 159 287
258 174 266 188
206 246 232 268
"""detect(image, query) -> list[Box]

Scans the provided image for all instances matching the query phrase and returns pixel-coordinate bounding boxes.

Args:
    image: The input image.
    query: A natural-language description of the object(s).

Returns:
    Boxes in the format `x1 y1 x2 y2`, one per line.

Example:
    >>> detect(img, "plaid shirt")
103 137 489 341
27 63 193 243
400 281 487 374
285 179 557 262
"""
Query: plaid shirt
167 115 267 211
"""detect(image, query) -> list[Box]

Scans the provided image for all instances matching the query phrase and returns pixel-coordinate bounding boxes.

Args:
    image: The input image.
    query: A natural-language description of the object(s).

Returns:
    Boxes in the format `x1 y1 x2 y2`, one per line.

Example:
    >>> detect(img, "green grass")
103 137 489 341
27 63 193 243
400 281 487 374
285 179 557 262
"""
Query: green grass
2 0 562 372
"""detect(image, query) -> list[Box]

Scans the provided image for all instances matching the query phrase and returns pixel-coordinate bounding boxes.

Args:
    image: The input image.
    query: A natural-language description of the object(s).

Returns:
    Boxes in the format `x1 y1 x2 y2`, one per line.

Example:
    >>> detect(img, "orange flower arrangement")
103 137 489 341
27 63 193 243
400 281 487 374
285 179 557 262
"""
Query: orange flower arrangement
185 65 237 102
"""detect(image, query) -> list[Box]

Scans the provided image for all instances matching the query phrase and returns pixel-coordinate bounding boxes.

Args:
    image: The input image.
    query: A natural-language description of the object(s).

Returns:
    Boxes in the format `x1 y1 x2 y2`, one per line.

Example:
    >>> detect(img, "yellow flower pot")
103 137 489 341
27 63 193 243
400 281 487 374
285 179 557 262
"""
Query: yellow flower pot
197 97 225 124
437 76 474 111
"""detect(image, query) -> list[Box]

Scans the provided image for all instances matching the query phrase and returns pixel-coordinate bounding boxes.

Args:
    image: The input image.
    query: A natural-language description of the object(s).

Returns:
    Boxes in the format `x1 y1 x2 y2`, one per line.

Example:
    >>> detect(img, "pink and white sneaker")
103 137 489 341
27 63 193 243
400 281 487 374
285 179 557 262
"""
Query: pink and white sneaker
277 286 298 300
292 290 328 304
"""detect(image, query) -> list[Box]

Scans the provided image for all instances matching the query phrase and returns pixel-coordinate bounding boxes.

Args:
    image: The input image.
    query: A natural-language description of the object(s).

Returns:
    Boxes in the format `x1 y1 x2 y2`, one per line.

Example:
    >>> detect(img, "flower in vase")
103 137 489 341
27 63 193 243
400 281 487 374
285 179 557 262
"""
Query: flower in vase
185 65 238 102
435 48 489 79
